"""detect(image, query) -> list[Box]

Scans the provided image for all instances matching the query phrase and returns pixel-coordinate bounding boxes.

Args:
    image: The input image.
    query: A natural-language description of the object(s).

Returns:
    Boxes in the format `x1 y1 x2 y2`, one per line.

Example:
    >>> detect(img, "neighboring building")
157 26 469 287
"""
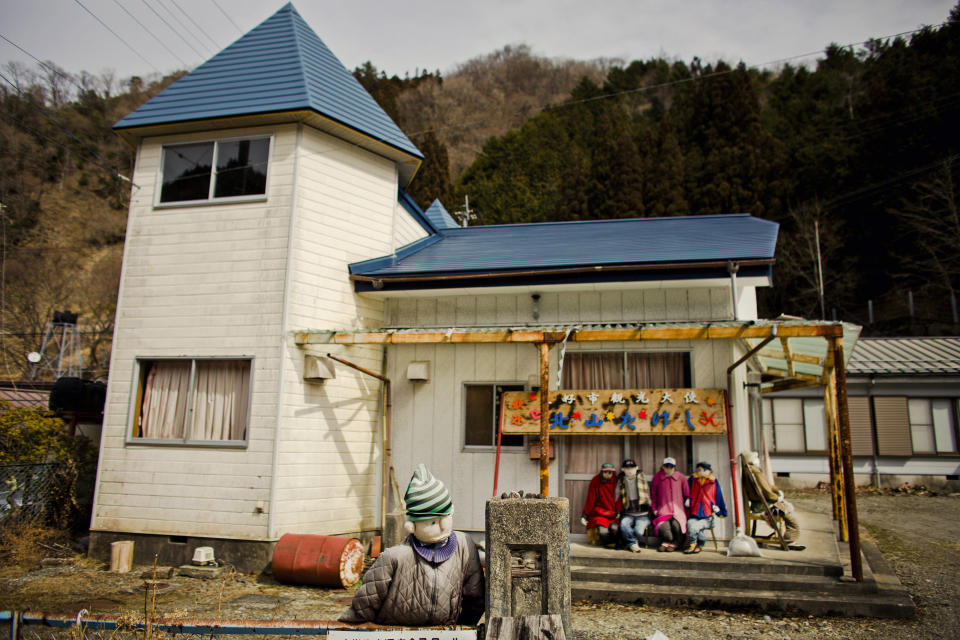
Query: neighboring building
765 337 960 488
89 3 850 570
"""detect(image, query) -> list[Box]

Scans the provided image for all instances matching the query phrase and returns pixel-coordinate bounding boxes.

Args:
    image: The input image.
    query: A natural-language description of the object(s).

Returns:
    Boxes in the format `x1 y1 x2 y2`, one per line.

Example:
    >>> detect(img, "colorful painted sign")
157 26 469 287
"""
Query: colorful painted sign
500 389 727 436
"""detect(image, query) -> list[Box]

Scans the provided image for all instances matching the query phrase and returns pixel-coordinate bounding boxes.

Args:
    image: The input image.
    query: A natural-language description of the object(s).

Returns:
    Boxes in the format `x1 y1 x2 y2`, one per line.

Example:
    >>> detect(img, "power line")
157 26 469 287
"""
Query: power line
110 0 190 69
140 0 209 62
210 0 244 36
72 0 160 74
0 72 136 187
170 0 222 52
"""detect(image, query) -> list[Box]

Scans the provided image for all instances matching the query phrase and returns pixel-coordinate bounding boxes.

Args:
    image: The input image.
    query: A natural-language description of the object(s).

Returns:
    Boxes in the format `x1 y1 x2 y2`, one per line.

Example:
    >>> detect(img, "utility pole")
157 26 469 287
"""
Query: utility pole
455 195 475 227
815 219 826 320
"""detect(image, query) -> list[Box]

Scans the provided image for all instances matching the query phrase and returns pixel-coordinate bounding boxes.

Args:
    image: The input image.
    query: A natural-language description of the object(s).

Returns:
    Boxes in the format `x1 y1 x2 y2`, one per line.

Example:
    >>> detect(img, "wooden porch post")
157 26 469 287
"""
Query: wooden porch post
823 369 847 541
832 336 863 582
539 342 550 497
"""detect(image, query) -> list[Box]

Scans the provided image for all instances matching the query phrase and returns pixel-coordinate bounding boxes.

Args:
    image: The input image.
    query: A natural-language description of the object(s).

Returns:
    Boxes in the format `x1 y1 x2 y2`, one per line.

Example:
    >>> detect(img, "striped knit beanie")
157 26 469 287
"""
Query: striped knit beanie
404 463 453 522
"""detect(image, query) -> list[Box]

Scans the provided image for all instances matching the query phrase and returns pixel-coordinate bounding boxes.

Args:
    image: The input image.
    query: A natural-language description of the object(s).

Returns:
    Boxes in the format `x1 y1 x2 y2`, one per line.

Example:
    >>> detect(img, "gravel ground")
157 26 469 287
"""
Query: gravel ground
1 491 958 640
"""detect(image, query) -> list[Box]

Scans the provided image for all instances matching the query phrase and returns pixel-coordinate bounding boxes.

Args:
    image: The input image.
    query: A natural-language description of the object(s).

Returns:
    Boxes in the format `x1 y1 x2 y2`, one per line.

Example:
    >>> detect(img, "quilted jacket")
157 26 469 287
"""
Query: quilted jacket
338 531 484 626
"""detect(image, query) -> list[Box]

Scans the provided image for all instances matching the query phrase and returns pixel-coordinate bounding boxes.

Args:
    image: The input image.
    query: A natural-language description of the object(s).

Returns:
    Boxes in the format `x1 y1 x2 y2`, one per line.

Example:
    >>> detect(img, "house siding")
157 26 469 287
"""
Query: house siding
271 125 398 537
93 123 403 542
384 287 744 536
92 124 298 540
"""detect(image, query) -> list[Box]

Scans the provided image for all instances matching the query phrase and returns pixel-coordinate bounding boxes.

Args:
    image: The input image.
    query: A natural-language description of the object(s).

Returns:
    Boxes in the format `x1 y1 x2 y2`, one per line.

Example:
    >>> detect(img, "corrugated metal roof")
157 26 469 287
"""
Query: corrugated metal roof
349 213 778 276
0 386 50 409
114 3 421 160
846 337 960 375
424 199 459 230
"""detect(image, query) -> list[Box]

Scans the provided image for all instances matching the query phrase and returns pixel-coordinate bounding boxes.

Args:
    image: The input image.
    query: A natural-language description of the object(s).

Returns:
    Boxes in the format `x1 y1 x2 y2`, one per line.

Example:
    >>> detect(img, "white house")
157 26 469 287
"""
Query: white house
90 3 856 571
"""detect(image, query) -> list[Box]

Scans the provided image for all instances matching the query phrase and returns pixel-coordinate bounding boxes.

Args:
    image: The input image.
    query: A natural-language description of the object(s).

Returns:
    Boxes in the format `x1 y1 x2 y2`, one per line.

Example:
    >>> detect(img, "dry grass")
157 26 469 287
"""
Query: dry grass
0 519 75 575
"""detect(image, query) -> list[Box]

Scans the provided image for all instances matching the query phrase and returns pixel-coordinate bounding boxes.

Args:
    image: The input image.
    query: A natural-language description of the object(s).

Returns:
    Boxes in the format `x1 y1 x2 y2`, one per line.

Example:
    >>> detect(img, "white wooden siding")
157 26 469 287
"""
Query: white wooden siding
92 125 298 540
385 287 752 536
94 123 406 542
270 126 399 537
393 200 429 249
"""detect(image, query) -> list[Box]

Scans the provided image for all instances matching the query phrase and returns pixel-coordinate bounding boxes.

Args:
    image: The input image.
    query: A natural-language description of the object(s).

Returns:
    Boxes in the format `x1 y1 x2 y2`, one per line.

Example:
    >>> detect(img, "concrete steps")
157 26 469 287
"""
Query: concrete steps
569 541 915 618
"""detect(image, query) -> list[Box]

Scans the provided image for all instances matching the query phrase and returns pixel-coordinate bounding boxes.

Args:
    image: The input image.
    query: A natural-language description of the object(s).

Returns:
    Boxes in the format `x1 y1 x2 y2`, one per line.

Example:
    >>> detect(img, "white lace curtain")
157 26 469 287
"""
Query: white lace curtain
140 360 249 440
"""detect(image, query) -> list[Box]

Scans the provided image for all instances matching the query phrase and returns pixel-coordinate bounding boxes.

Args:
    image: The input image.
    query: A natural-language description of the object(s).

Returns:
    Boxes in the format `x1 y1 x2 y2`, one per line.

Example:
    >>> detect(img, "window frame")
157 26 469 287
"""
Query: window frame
462 382 527 452
155 135 273 208
763 397 828 454
126 356 253 448
907 397 959 455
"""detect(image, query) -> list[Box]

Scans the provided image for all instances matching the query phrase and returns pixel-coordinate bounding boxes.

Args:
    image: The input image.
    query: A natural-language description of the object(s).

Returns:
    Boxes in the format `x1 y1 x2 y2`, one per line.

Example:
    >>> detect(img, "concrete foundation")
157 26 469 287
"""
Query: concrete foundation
89 529 379 574
485 496 571 637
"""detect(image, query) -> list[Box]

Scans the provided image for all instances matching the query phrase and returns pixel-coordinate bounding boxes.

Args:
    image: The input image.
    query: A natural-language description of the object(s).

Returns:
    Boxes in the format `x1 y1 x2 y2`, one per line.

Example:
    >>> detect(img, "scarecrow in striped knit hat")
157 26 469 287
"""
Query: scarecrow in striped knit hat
339 464 484 626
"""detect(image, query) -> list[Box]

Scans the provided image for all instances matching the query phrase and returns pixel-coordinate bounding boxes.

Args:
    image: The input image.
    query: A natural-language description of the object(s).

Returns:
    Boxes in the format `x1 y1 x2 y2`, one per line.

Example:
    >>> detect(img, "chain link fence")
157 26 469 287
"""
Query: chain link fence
0 463 96 532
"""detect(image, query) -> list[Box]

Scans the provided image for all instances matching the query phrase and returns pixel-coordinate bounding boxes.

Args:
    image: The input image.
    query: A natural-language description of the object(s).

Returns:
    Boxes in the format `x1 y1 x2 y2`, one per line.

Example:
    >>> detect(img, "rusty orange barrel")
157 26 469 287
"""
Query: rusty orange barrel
272 534 365 587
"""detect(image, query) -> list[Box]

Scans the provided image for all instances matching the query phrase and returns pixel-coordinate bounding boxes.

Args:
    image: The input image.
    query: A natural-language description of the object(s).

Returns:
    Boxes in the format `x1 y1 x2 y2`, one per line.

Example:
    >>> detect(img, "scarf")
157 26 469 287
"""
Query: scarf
408 532 458 563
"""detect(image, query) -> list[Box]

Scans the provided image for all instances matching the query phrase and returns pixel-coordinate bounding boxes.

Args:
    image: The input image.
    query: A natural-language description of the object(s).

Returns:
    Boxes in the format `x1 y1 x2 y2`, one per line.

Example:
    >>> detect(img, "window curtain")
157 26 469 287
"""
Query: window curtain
141 361 191 439
189 360 250 440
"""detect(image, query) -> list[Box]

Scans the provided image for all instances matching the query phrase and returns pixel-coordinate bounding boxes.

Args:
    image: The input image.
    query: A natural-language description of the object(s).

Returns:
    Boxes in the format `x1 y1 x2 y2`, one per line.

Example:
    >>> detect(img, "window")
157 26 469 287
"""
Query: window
762 398 827 453
464 384 524 448
159 137 270 204
908 398 958 454
132 358 251 443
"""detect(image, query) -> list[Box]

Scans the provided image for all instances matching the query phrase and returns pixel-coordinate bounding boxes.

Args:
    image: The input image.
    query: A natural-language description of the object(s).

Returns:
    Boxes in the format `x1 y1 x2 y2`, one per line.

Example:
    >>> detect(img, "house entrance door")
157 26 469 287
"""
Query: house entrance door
562 352 688 536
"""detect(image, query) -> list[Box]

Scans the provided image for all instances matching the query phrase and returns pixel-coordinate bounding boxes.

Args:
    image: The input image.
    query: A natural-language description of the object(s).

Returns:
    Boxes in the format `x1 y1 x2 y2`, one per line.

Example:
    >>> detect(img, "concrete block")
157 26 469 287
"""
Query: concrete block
178 564 229 579
485 496 571 637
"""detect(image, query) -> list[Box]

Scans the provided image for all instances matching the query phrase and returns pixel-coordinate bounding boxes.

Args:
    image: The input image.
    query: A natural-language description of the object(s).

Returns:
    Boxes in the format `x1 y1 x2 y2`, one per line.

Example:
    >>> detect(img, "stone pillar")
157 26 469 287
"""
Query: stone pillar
485 496 571 636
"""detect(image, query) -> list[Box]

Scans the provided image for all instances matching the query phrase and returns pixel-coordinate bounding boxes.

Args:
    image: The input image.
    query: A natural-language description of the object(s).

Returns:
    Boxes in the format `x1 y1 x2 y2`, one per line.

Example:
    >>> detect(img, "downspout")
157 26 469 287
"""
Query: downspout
728 261 740 320
325 353 392 532
268 123 302 540
725 328 777 533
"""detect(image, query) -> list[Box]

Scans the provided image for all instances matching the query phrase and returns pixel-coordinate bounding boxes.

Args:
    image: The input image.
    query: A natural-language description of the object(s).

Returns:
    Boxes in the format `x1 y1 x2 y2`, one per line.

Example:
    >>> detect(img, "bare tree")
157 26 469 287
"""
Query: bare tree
889 158 960 298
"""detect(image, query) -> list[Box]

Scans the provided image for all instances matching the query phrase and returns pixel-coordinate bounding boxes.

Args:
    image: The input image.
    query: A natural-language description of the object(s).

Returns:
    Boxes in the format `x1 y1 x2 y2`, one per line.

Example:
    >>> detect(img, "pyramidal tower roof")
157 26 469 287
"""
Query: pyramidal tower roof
114 3 422 177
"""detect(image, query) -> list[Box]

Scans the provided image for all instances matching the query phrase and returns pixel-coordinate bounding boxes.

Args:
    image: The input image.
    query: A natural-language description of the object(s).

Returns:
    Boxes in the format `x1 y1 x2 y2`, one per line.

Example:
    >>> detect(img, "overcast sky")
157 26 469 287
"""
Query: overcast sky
1 1 956 84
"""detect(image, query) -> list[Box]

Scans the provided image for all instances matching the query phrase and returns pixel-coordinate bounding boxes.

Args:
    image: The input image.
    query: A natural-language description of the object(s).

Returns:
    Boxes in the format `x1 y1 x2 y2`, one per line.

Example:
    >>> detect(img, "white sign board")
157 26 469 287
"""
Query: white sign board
328 631 477 640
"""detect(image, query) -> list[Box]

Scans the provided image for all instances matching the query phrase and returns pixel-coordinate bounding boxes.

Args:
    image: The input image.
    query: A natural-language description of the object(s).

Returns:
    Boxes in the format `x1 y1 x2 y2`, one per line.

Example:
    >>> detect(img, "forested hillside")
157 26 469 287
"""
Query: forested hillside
1 4 958 381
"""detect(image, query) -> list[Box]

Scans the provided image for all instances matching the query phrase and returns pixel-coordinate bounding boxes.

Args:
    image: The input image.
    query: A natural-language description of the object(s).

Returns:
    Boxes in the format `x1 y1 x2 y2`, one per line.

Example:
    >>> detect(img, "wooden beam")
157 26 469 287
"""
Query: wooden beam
780 337 796 377
756 348 823 366
295 323 844 346
761 378 822 393
832 336 863 582
824 369 846 538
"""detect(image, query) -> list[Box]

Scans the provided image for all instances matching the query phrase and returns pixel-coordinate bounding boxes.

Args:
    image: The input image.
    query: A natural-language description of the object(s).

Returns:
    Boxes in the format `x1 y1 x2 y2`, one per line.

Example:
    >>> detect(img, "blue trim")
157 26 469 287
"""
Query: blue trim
348 234 443 275
398 189 438 235
352 263 774 292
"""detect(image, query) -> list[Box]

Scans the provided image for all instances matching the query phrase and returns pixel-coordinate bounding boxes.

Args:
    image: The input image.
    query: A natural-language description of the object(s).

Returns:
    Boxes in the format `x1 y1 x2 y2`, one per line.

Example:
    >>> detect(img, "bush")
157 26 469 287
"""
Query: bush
0 399 95 465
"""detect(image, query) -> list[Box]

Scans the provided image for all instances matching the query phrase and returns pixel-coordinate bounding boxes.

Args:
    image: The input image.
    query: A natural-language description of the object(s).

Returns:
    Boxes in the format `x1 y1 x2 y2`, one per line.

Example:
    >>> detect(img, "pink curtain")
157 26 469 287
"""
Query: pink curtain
140 360 249 440
141 362 190 439
189 361 250 441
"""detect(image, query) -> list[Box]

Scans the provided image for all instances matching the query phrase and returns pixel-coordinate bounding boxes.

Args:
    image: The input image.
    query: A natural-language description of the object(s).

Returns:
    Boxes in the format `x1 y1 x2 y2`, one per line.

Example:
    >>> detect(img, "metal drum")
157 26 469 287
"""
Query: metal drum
272 534 364 587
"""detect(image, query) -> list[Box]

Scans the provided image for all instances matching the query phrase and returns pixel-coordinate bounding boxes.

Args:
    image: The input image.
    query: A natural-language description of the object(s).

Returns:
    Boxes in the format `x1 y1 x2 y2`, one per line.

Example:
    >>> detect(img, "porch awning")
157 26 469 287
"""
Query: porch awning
295 318 861 390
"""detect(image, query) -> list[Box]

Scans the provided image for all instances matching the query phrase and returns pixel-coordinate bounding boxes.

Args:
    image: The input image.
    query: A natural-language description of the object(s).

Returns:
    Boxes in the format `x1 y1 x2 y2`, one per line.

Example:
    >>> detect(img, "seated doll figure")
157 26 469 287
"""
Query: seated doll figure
650 457 689 551
339 464 484 626
743 451 802 548
617 459 651 553
683 461 727 554
580 462 621 547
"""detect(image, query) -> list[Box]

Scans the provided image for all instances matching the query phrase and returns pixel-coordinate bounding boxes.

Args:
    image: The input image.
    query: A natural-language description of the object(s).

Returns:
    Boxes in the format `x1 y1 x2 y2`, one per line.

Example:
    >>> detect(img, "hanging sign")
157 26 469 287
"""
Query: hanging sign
500 389 727 436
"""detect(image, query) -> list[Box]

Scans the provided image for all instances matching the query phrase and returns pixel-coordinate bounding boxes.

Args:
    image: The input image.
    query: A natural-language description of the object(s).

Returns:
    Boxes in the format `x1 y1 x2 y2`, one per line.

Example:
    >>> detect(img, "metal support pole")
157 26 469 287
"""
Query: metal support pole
539 342 550 497
832 337 863 582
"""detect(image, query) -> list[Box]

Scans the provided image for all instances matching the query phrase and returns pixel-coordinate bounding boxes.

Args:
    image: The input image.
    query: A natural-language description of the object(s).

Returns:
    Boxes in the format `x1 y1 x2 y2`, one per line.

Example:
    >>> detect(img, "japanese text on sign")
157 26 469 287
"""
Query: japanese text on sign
500 389 727 436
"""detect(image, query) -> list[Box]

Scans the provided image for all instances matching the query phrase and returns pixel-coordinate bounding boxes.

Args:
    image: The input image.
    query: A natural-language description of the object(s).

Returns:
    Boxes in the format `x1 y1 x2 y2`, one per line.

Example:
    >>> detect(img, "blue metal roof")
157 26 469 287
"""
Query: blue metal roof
424 199 460 229
349 213 779 291
114 3 421 160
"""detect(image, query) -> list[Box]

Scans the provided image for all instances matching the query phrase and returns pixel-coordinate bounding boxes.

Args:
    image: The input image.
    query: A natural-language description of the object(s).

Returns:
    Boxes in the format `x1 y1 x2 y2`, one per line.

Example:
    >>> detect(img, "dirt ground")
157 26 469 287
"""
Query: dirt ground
1 490 958 639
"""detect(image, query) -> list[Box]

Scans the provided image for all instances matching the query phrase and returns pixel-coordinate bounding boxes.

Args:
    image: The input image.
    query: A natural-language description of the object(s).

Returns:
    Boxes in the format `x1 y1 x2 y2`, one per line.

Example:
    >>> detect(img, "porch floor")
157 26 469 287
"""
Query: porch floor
569 507 916 618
